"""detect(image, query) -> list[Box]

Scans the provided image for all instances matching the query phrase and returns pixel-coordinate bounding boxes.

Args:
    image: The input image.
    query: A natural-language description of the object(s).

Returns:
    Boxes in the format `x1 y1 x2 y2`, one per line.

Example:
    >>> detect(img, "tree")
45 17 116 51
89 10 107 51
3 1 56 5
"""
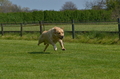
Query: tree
0 0 29 12
60 1 77 11
106 0 120 18
85 0 120 19
106 0 120 10
0 0 11 6
85 0 106 10
0 0 12 12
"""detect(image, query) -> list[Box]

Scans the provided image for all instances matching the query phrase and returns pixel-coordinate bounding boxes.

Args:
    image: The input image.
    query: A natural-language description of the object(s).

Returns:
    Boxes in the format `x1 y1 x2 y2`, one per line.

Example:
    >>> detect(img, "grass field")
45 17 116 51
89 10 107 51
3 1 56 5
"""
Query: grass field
0 23 118 31
0 23 120 45
0 39 120 79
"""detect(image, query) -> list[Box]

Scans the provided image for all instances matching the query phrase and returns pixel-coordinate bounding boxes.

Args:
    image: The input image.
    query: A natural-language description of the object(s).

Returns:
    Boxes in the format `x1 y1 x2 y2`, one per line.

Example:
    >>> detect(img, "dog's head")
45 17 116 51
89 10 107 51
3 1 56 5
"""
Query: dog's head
53 27 64 39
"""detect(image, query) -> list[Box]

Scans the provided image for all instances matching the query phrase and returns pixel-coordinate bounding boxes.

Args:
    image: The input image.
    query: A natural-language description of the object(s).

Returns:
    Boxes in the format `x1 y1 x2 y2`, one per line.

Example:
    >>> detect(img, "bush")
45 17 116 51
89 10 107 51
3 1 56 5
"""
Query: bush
0 10 113 23
32 11 44 22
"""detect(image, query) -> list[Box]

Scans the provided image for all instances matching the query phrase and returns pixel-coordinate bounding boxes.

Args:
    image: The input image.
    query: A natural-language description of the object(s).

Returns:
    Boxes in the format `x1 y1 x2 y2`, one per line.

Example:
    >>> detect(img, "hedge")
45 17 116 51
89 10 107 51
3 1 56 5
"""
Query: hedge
0 10 113 23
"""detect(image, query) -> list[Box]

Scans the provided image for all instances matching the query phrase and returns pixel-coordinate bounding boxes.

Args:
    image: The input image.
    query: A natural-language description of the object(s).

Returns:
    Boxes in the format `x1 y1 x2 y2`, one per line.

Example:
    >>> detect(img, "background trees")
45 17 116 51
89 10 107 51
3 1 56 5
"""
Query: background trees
0 0 119 22
0 0 29 12
60 1 77 11
85 0 106 10
85 0 120 19
0 10 112 23
106 0 120 18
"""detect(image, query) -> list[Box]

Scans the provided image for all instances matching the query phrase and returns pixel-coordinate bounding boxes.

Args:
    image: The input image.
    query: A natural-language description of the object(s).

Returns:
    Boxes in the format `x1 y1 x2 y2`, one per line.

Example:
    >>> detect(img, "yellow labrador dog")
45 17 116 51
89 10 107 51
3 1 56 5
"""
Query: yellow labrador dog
38 27 65 52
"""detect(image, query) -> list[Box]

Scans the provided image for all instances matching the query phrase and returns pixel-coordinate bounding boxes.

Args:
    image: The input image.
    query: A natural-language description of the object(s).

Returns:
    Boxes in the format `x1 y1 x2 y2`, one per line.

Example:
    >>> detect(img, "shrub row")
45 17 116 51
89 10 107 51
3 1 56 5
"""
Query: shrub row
0 10 112 23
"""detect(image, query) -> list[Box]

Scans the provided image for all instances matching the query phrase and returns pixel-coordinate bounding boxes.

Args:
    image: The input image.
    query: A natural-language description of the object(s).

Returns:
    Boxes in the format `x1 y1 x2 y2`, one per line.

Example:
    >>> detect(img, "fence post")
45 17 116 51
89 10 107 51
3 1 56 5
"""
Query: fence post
39 21 43 34
118 18 120 40
72 19 75 39
20 23 23 37
1 23 4 36
42 21 45 31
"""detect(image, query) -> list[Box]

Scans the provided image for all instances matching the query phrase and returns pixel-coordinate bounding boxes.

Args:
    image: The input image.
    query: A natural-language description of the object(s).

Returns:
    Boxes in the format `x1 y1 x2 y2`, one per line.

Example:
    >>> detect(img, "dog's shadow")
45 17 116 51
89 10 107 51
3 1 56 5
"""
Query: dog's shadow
28 52 51 54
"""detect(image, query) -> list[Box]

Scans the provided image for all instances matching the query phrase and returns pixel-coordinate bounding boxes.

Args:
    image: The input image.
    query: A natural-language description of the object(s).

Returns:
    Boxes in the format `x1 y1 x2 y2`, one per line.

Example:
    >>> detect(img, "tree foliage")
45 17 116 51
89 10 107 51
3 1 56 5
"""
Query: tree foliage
60 1 77 11
0 0 29 12
106 0 120 18
85 0 106 10
85 0 120 19
106 0 120 10
0 10 112 23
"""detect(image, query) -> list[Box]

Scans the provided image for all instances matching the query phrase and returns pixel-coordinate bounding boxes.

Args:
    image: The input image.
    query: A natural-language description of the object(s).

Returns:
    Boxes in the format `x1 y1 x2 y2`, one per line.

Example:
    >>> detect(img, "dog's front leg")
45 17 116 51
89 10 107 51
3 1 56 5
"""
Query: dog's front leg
59 40 65 51
50 40 57 51
52 43 57 51
53 45 57 51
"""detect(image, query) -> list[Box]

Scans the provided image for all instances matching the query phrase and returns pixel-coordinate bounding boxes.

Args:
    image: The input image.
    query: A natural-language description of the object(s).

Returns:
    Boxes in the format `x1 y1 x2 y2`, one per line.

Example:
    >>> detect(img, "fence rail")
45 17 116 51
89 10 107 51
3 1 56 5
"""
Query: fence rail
0 19 120 39
0 20 76 39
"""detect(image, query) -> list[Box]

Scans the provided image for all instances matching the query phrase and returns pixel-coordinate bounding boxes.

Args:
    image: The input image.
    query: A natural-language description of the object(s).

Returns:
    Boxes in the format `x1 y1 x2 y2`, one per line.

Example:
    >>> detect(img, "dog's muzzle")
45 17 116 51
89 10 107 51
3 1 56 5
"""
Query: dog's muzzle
60 36 64 39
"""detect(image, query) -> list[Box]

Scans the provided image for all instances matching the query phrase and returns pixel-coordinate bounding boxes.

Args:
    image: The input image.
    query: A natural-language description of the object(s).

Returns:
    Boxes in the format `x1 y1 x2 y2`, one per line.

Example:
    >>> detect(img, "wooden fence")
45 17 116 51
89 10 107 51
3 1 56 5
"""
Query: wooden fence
0 21 43 36
118 18 120 39
0 19 120 39
0 20 76 39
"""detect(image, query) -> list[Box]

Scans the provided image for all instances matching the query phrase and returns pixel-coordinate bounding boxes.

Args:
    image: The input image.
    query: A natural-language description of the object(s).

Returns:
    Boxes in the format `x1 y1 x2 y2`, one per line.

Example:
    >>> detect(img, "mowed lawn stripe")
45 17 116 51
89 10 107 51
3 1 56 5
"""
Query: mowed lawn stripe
0 39 120 79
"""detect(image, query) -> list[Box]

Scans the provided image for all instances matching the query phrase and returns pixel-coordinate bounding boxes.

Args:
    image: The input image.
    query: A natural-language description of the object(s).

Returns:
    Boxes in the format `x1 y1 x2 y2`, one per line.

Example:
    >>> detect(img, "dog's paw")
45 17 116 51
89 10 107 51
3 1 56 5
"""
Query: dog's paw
54 48 57 51
62 48 66 51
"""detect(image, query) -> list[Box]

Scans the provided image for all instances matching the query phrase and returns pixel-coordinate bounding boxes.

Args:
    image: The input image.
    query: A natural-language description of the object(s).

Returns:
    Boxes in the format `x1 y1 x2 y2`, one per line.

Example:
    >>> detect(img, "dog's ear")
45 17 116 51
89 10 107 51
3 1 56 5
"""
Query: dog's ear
53 28 57 33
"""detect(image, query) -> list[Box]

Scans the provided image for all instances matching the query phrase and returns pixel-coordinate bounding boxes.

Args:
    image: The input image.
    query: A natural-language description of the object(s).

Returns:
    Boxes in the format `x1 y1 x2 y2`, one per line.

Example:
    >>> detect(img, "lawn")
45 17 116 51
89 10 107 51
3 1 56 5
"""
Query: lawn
0 23 118 32
0 39 120 79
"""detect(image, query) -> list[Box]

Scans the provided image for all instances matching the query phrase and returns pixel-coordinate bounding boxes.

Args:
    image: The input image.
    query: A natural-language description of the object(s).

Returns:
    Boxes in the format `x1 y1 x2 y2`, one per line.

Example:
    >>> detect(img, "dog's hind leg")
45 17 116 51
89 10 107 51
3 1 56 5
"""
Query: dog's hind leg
38 38 43 46
38 35 44 46
44 44 49 52
38 40 42 46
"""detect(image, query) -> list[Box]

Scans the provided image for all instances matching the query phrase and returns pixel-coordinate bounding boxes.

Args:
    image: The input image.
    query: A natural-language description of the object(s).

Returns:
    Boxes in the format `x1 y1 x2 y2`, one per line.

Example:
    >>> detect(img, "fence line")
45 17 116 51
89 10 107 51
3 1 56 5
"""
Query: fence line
72 20 75 39
0 22 43 36
118 18 120 40
0 19 120 39
20 23 22 37
39 21 43 34
1 23 3 36
0 20 75 39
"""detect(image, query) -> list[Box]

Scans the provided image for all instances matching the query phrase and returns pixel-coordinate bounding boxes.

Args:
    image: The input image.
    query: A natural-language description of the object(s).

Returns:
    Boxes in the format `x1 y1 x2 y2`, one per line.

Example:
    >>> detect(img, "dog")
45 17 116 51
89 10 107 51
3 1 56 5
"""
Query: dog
38 27 66 52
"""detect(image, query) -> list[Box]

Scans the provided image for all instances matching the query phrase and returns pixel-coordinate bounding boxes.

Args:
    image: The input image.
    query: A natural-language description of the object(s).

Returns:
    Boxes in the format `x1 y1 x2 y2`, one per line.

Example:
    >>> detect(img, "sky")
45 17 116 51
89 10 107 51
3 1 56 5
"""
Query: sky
9 0 93 11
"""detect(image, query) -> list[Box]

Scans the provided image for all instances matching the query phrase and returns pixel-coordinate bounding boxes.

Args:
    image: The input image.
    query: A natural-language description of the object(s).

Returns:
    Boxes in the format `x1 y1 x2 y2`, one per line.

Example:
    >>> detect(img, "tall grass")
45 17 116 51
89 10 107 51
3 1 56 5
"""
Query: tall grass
79 32 119 44
0 32 39 40
0 23 120 44
64 32 120 44
0 31 120 44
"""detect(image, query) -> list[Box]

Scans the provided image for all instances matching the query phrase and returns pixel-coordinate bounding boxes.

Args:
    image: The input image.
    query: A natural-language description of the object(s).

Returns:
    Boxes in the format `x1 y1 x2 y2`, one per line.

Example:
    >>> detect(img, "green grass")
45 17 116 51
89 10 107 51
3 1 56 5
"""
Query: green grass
1 23 119 45
0 23 118 31
0 39 120 79
0 31 120 44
